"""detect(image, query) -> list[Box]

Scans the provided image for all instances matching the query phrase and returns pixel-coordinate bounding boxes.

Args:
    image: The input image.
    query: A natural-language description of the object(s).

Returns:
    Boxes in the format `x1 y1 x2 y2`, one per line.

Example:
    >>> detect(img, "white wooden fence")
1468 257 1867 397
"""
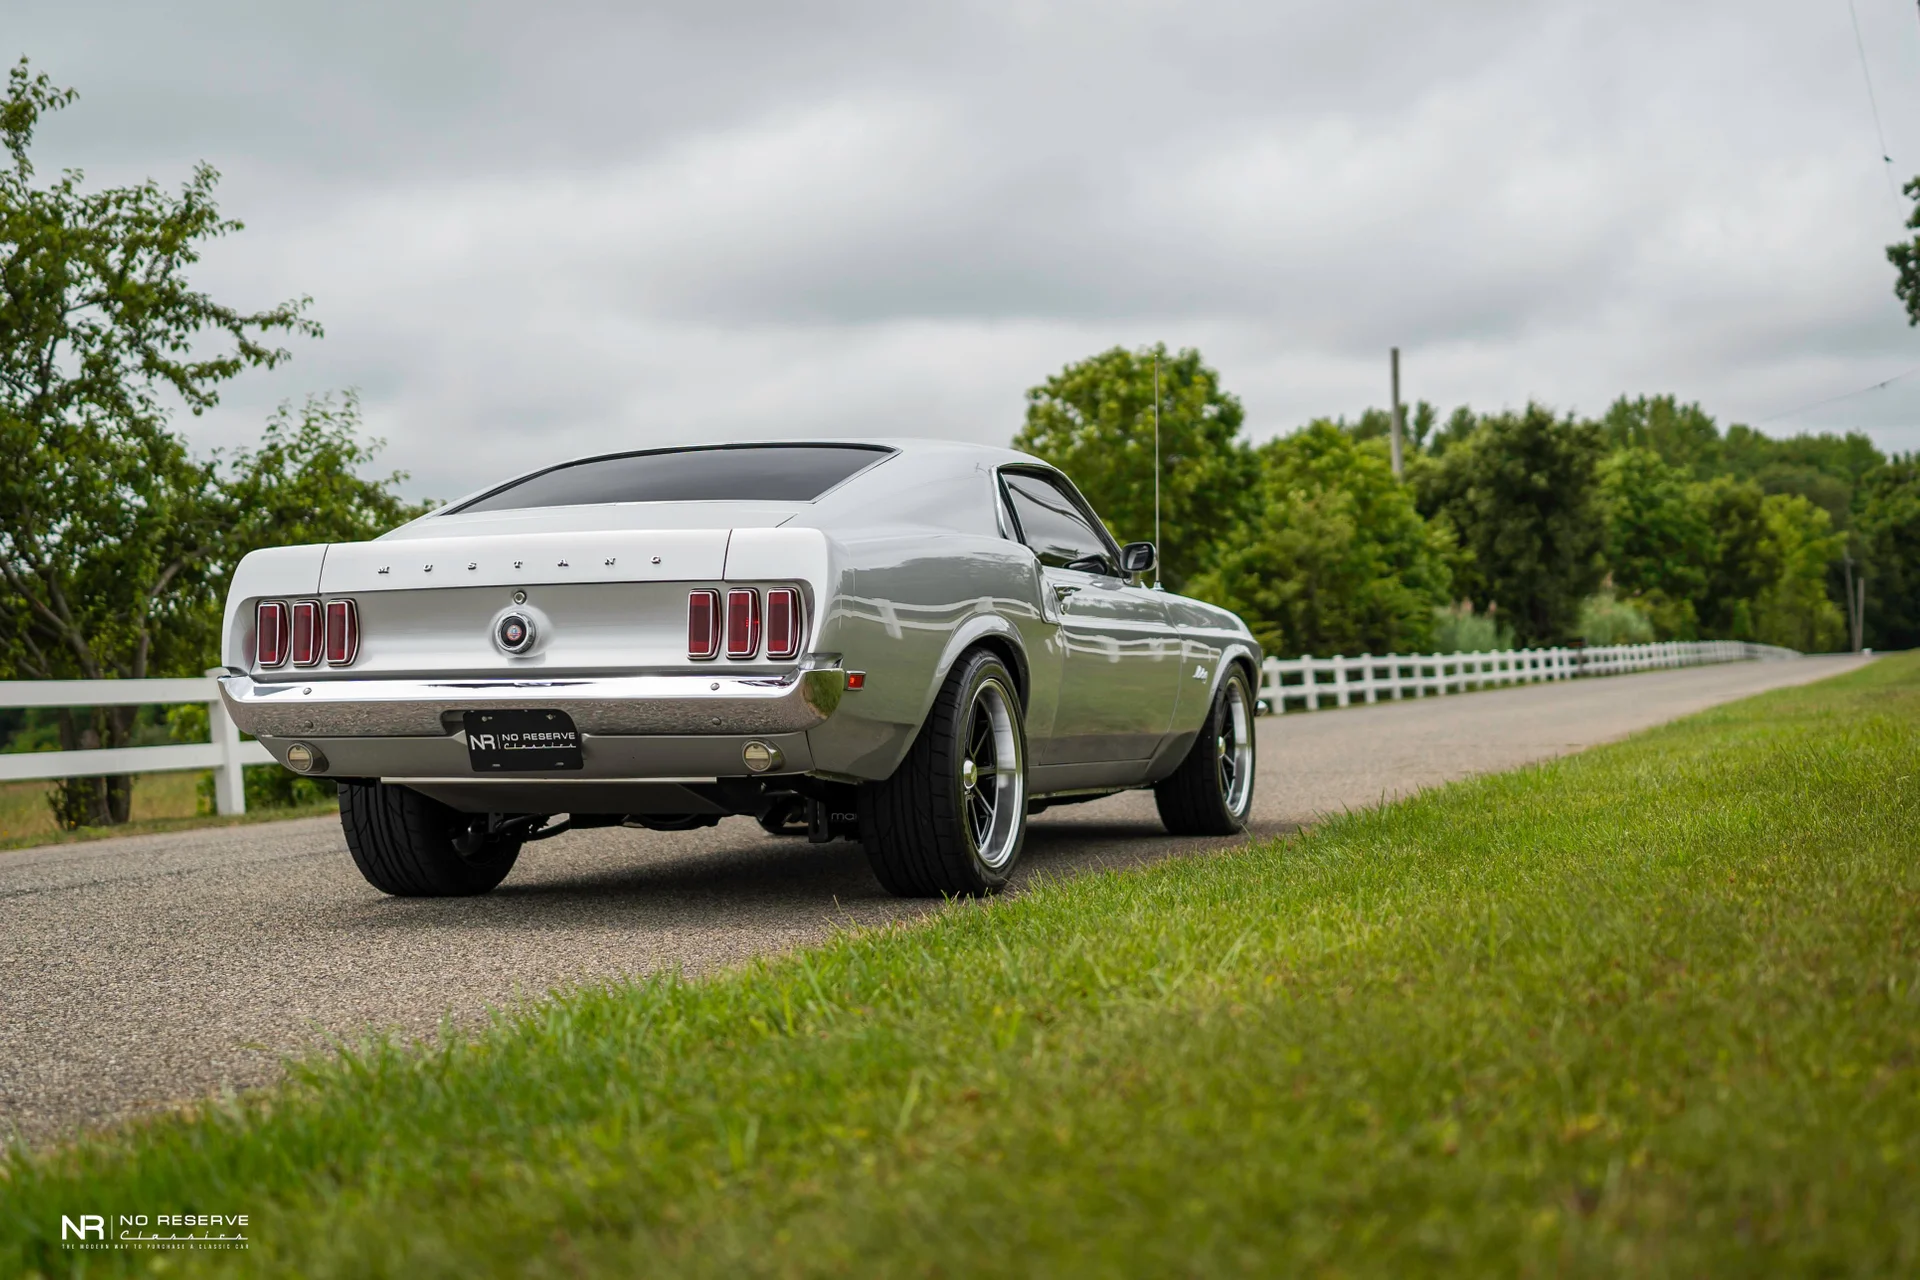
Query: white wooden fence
0 671 273 814
1258 640 1798 713
0 642 1804 812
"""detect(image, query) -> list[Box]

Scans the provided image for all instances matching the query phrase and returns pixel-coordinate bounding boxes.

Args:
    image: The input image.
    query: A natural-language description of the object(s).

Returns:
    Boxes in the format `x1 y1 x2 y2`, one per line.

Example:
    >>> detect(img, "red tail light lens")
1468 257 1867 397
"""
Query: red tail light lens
688 589 721 660
290 600 322 666
325 599 359 666
765 588 803 660
726 588 761 659
255 601 289 668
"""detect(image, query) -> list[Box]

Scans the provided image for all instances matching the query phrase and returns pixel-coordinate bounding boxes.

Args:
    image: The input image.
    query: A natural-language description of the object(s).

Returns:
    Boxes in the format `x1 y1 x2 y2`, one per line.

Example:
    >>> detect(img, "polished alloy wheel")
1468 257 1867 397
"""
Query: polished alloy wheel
961 677 1024 869
1216 675 1254 817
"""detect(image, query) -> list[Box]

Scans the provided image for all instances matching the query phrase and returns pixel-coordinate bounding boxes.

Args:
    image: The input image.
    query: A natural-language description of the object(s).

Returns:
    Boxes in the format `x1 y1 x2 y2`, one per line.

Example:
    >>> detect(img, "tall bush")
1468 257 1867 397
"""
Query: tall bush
1014 345 1255 592
1190 423 1451 657
1413 404 1607 645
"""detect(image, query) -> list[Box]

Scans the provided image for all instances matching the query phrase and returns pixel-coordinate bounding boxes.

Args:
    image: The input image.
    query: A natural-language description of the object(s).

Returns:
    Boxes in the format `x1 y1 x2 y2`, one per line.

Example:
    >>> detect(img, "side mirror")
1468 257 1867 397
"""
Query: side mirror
1119 541 1157 576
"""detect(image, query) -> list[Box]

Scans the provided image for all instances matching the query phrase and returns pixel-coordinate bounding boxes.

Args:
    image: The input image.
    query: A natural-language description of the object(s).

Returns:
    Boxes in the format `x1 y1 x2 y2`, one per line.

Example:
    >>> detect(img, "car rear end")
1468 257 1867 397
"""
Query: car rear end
219 516 856 821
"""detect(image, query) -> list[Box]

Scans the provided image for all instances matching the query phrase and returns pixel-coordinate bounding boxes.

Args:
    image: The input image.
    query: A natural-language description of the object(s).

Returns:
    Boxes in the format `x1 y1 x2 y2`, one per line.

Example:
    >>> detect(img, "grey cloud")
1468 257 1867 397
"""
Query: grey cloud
10 0 1920 498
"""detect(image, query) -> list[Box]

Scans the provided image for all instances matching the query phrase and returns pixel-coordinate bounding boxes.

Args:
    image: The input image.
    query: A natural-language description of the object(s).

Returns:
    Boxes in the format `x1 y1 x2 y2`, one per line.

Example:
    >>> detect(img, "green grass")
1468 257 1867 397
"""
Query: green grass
0 772 335 852
3 656 1917 1277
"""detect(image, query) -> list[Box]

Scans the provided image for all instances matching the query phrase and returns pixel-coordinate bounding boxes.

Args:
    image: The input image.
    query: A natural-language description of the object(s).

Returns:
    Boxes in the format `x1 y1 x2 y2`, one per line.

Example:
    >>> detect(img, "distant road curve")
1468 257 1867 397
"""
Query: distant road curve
0 654 1872 1143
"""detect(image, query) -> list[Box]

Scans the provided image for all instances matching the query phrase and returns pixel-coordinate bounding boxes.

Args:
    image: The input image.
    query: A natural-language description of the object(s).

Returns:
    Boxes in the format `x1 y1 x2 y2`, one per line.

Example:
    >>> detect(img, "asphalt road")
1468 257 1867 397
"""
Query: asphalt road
0 655 1871 1143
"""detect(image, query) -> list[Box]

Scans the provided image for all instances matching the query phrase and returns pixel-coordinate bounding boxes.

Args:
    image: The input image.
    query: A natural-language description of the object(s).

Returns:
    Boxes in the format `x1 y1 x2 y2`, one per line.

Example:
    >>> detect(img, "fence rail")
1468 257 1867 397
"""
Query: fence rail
1258 640 1798 714
0 670 272 814
0 642 1803 812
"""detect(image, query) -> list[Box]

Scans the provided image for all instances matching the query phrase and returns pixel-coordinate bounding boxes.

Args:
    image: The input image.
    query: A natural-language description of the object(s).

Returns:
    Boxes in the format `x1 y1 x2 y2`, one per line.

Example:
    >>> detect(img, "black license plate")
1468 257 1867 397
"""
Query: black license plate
464 709 584 772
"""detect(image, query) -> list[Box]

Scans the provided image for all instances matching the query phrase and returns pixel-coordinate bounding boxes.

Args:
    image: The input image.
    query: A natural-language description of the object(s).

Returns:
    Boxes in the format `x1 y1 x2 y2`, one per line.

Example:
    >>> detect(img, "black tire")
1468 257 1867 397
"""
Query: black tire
860 648 1028 897
1155 665 1256 836
338 780 522 897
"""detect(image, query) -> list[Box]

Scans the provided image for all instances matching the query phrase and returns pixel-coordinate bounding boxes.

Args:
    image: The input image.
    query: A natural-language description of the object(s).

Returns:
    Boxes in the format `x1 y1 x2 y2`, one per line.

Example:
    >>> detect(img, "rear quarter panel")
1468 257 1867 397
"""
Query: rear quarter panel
803 531 1053 779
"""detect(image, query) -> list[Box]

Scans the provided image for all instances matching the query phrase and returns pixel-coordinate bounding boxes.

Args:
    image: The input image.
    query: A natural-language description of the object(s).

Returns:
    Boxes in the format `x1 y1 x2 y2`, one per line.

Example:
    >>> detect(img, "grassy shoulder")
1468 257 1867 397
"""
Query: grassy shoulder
3 655 1917 1276
0 771 336 853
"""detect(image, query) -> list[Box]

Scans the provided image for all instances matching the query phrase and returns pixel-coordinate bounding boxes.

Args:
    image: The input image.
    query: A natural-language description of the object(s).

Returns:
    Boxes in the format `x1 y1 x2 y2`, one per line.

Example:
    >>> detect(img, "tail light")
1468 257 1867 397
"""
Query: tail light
290 600 323 666
688 589 721 660
325 599 359 666
255 601 290 668
726 588 761 659
765 588 803 660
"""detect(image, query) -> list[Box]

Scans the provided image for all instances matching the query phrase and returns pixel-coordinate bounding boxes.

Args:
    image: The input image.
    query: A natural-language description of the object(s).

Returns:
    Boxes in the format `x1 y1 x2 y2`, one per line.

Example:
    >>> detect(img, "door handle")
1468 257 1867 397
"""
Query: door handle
1052 583 1081 600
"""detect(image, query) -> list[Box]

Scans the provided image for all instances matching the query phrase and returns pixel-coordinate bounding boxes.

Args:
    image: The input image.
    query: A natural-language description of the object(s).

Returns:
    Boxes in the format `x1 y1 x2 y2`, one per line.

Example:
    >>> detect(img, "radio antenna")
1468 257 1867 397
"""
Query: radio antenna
1152 351 1162 589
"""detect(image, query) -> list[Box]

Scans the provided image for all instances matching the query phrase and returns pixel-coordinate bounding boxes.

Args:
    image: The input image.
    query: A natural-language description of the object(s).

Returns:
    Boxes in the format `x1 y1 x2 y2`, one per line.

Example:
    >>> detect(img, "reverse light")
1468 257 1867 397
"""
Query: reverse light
290 600 323 667
688 589 721 660
725 588 761 659
255 601 290 668
765 588 803 660
325 599 360 666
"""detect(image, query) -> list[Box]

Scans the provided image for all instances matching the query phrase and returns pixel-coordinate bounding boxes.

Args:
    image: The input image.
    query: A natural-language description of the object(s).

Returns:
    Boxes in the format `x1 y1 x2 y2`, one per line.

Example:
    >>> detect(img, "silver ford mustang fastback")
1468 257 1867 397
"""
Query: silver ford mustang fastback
219 440 1260 898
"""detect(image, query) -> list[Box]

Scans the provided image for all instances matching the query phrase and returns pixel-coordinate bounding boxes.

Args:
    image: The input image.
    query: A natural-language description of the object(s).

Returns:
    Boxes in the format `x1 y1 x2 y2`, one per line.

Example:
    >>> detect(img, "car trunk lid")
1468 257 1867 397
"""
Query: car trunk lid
318 528 732 595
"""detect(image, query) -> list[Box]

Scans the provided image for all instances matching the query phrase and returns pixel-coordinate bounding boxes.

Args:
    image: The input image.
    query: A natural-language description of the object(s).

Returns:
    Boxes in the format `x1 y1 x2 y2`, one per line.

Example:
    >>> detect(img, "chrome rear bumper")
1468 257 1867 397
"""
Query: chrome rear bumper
216 661 846 739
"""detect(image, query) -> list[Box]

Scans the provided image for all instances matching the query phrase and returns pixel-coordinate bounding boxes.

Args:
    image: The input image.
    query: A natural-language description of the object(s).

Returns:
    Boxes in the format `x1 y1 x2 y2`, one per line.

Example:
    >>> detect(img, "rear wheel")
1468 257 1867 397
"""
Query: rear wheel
1155 666 1256 836
338 780 523 897
860 649 1027 897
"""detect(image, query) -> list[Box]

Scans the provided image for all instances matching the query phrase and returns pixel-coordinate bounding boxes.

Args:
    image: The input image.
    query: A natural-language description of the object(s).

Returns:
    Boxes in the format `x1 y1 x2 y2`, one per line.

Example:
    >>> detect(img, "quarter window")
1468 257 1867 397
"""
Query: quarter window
1002 473 1116 575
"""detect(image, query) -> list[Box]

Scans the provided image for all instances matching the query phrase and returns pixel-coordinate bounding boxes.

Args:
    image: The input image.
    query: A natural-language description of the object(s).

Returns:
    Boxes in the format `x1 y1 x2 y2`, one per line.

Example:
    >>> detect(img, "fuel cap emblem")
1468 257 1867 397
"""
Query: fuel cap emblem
496 612 536 654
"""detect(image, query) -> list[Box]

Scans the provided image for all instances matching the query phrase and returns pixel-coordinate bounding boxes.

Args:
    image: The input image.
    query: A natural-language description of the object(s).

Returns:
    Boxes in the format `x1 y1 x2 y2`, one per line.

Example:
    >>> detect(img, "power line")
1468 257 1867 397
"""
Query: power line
1848 0 1902 209
1753 364 1920 424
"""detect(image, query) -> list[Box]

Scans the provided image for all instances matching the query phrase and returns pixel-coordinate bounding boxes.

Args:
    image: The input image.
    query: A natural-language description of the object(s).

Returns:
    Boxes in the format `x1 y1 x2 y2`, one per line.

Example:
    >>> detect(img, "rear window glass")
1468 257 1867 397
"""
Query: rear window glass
453 445 892 513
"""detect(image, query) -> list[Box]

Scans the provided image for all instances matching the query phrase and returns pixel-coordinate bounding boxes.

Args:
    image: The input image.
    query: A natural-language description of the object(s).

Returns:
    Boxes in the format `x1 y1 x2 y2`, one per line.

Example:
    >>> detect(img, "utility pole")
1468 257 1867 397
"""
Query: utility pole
1153 352 1162 589
1389 347 1405 479
1844 556 1859 652
1856 572 1868 652
1844 555 1868 653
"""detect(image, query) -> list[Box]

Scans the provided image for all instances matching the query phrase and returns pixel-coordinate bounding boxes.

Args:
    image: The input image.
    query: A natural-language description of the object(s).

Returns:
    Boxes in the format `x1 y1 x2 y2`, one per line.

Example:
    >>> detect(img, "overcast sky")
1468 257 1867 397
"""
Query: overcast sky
13 0 1920 498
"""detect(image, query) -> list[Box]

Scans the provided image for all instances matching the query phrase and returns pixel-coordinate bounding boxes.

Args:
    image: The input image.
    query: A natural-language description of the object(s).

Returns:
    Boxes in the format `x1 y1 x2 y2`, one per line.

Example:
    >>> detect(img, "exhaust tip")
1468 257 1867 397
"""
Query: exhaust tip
285 742 327 774
742 741 782 774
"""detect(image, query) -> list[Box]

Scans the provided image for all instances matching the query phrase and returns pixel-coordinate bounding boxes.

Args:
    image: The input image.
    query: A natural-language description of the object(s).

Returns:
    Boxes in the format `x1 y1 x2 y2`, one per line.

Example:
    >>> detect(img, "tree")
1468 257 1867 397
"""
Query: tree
1693 477 1774 640
1425 405 1480 458
1411 404 1606 645
180 393 431 666
1341 400 1438 452
1687 477 1845 650
1013 345 1255 592
1749 493 1846 651
1856 457 1920 650
1888 176 1920 325
221 392 428 560
1596 447 1712 637
1189 423 1452 657
0 59 328 824
1597 395 1722 478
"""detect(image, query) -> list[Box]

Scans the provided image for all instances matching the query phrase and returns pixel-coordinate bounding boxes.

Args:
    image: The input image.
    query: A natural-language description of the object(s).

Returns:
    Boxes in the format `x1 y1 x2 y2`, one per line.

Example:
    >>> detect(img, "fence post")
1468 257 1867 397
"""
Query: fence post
207 669 247 816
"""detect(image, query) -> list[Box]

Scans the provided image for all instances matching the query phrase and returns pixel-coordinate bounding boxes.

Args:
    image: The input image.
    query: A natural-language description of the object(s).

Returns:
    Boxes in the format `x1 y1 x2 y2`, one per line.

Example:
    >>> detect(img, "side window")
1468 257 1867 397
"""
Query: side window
1002 473 1116 575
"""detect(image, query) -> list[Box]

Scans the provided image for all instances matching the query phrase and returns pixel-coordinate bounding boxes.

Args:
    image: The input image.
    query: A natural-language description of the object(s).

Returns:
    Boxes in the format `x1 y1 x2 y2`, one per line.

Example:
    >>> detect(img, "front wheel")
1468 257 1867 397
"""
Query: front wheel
338 780 523 896
860 649 1028 897
1155 666 1256 836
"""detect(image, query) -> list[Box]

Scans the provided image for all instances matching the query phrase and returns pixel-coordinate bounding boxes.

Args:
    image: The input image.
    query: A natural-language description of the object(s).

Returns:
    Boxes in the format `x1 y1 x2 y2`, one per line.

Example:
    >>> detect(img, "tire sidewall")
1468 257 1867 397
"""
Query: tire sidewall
1216 667 1256 826
948 652 1028 891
